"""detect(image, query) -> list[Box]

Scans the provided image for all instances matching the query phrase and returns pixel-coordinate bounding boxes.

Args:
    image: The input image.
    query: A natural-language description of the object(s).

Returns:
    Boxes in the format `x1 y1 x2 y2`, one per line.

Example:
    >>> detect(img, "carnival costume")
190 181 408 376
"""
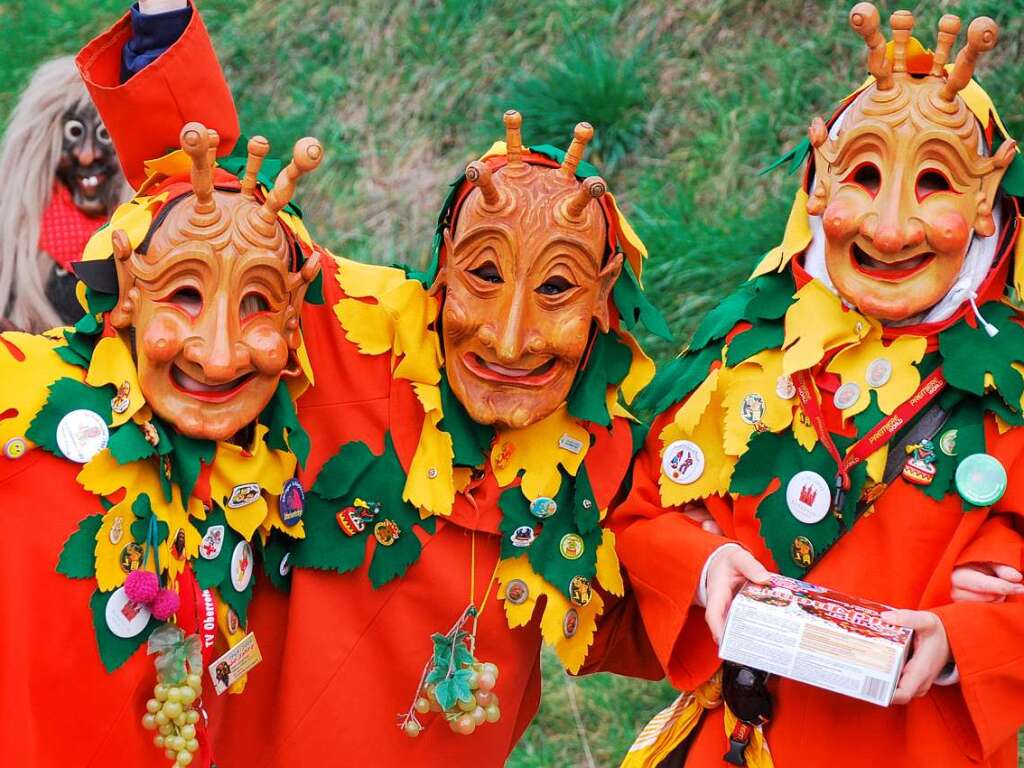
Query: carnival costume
613 6 1024 768
14 4 667 765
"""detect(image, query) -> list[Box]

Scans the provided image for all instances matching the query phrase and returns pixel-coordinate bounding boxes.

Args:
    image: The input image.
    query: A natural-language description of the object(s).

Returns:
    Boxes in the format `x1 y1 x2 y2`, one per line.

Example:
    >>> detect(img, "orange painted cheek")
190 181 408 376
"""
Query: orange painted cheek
544 313 591 359
442 294 479 343
925 210 970 254
141 314 185 364
244 326 289 375
822 197 861 241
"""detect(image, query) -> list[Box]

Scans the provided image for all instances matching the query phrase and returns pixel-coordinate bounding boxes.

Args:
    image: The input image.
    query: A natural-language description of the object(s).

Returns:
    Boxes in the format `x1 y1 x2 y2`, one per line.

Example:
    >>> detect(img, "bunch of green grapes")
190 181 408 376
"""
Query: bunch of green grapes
141 672 203 765
405 661 501 737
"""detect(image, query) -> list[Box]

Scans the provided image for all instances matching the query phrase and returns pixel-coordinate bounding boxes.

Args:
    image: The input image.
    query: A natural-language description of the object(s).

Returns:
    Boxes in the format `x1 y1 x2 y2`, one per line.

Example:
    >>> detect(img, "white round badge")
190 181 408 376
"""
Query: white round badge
785 471 832 524
662 440 705 485
833 382 861 411
56 409 109 463
231 541 254 592
105 585 152 639
866 358 893 388
775 375 796 401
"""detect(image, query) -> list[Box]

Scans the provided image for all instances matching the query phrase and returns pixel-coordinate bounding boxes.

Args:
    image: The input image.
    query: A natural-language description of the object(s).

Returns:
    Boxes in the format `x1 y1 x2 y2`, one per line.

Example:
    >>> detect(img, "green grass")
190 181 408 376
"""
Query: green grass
3 1 1024 765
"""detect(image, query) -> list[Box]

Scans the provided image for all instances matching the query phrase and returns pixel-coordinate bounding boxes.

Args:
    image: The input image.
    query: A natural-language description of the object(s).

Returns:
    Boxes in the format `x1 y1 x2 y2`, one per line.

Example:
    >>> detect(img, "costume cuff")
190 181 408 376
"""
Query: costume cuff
934 661 961 686
694 543 742 608
122 1 193 79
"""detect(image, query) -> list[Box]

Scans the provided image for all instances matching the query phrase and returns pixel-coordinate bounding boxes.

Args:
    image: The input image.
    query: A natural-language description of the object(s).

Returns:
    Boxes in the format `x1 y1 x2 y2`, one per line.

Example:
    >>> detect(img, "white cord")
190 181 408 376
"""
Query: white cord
969 294 1000 337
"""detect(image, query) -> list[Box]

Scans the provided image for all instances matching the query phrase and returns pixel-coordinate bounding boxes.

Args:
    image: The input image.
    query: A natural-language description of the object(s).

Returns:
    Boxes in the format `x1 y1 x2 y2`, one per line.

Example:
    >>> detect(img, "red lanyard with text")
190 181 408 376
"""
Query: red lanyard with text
793 367 947 519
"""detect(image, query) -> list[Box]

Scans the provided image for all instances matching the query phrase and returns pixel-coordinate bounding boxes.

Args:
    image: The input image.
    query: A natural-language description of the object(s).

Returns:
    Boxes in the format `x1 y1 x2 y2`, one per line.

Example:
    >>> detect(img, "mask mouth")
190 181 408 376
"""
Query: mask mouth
171 364 255 402
463 353 559 387
850 242 935 282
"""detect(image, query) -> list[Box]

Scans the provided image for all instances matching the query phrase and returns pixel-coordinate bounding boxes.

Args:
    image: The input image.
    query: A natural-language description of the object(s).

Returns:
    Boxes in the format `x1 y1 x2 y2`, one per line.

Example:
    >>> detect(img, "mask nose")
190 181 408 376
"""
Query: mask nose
182 297 252 382
494 291 526 365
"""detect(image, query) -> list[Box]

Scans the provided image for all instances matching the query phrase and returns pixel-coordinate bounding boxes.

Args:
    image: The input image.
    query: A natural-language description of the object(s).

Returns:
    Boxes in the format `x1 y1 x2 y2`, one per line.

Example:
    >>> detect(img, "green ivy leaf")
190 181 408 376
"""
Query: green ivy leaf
939 303 1024 410
634 341 723 416
129 494 169 546
434 678 459 711
192 506 236 590
108 422 157 465
56 514 103 578
26 378 114 458
439 375 492 467
612 260 672 340
90 588 158 672
261 533 293 592
724 322 785 367
260 382 310 469
567 332 632 427
164 429 215 505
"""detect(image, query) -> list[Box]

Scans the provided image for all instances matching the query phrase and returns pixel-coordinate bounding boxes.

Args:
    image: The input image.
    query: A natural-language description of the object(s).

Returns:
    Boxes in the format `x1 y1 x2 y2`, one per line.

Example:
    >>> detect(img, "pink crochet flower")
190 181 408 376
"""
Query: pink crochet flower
124 569 159 603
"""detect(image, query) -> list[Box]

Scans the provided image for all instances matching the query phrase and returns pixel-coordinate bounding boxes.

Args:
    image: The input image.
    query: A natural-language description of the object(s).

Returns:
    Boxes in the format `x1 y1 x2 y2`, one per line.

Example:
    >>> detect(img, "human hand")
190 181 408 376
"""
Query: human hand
705 548 771 643
681 502 724 536
880 609 951 705
951 562 1024 603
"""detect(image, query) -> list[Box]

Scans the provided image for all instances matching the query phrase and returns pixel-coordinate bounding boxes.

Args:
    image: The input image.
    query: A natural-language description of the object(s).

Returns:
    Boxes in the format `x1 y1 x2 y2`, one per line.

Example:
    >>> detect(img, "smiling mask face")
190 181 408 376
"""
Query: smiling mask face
806 6 1016 322
438 114 622 430
109 125 322 442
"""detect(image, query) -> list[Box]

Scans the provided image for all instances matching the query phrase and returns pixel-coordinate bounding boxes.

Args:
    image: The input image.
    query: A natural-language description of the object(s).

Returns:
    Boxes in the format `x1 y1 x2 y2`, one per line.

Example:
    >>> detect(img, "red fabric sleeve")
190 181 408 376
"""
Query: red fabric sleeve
576 587 665 680
76 2 239 188
608 412 732 691
953 513 1022 570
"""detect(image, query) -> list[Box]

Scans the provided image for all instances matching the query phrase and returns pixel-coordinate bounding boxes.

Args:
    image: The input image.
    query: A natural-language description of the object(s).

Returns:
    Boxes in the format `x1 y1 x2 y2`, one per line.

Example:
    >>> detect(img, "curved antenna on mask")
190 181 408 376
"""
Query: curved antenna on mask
180 122 219 223
940 17 999 103
251 137 323 236
465 160 502 208
561 122 595 177
565 176 606 220
849 3 893 91
240 136 270 199
930 15 962 77
889 10 915 74
503 110 524 168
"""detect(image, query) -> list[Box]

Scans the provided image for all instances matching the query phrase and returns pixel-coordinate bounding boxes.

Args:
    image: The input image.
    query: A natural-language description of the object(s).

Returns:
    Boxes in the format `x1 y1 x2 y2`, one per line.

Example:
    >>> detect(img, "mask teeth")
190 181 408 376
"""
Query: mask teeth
241 136 270 198
940 17 999 103
930 14 962 77
849 3 894 90
890 10 915 74
503 110 524 167
561 122 595 178
465 160 502 209
252 137 323 235
565 176 606 220
179 122 220 222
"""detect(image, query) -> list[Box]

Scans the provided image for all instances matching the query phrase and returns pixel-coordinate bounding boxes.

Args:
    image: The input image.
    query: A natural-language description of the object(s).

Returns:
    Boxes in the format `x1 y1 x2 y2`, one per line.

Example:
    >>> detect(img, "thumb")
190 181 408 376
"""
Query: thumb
734 550 771 584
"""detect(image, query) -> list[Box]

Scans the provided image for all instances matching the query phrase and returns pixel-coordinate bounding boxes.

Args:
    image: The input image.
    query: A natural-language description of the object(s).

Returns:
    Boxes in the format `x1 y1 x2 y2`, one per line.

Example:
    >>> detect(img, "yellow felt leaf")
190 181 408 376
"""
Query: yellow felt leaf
261 495 306 539
159 498 204 581
750 188 812 278
404 383 455 516
959 75 1012 142
334 257 408 300
1014 363 1024 410
619 330 656 405
659 395 733 507
826 335 926 417
496 556 545 629
0 331 82 448
82 194 168 262
334 299 393 355
595 529 624 597
542 583 604 674
86 334 145 425
492 405 589 498
278 210 312 249
606 190 647 279
94 500 137 591
792 409 818 452
78 449 164 501
720 350 795 455
782 280 879 375
1016 218 1024 300
295 338 314 389
75 281 88 314
142 149 192 181
865 446 888 484
673 368 720 435
390 283 442 385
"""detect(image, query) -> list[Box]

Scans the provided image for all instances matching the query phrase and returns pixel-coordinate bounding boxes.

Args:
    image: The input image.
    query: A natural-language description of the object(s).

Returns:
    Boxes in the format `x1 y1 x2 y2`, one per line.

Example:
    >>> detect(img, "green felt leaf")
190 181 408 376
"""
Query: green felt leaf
434 677 459 711
939 303 1024 410
612 260 672 340
192 506 236 590
305 270 324 305
634 341 723 415
129 494 169 550
56 514 103 579
74 312 102 336
291 489 371 573
573 466 600 535
260 381 310 468
450 667 475 701
26 377 114 459
164 429 215 505
219 557 255 625
90 588 158 672
690 281 758 352
85 287 117 314
724 322 785 366
760 136 811 176
108 423 157 465
219 144 302 218
439 375 492 467
261 533 293 592
567 331 632 426
1001 153 1024 198
453 643 474 668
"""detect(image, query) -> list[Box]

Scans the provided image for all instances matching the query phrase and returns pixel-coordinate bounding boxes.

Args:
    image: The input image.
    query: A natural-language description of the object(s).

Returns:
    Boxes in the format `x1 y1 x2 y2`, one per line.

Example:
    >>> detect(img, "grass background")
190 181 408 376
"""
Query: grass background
2 1 1023 764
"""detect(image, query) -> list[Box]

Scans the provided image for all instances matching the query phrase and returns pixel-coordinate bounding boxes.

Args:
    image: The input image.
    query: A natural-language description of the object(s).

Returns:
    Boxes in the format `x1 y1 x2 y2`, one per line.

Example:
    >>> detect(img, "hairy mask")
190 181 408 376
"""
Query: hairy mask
806 5 1016 322
110 125 322 441
438 113 622 430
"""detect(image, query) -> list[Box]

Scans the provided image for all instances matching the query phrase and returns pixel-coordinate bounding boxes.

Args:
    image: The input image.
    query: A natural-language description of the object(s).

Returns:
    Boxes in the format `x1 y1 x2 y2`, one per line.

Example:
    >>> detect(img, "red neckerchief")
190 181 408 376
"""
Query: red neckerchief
37 181 108 270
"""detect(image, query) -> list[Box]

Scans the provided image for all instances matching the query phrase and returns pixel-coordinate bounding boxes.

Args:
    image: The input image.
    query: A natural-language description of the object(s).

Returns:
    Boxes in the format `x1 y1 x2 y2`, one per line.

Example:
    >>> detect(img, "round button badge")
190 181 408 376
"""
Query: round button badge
105 585 152 639
530 497 558 519
833 383 861 411
776 376 796 401
740 394 766 425
56 409 109 463
662 440 705 485
785 471 832 524
955 453 1007 506
865 358 893 388
230 541 254 592
3 436 26 459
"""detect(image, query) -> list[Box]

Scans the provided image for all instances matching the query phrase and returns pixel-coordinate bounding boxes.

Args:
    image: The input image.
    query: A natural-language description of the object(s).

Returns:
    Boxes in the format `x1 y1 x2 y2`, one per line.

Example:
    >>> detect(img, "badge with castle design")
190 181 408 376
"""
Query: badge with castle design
785 471 831 524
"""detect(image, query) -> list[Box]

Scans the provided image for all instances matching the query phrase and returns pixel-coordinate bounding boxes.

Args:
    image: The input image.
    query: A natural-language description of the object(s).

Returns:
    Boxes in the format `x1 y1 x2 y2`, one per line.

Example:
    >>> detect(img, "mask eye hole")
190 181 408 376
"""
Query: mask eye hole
63 119 85 142
916 169 953 201
164 287 203 317
468 262 503 285
844 162 881 197
96 124 112 146
536 275 574 296
240 292 271 319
